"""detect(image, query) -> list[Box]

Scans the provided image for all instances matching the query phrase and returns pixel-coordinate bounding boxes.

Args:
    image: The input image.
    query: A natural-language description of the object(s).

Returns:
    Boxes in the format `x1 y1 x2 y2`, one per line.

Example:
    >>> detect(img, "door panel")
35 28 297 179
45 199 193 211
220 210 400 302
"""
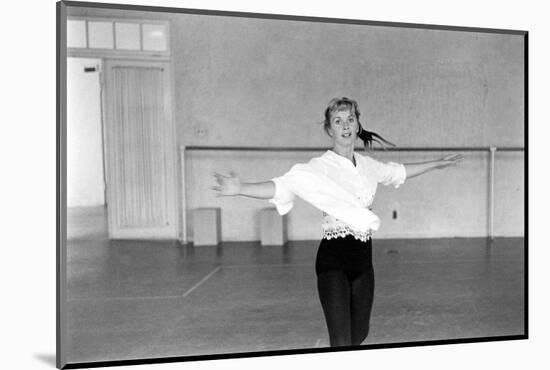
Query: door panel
103 60 177 239
67 57 105 207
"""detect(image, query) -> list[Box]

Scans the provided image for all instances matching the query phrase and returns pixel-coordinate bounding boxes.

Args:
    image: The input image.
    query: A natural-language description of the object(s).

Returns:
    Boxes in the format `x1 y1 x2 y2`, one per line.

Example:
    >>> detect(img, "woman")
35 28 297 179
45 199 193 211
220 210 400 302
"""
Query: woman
212 97 462 347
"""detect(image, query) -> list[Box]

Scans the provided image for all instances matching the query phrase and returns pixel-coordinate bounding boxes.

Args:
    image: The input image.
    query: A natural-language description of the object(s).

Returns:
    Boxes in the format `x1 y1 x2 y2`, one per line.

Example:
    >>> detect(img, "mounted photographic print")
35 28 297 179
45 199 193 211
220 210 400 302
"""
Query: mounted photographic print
57 0 527 368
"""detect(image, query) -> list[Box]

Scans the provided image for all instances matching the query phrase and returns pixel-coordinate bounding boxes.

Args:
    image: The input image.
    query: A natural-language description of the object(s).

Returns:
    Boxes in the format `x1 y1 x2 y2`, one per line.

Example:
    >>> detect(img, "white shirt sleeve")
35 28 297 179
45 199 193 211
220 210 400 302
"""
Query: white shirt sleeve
269 163 381 232
374 159 407 188
269 175 296 215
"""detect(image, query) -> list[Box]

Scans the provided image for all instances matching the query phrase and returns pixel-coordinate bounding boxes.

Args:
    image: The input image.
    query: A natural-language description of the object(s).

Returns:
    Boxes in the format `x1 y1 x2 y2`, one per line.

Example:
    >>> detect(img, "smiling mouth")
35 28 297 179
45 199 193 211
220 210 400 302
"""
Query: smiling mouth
342 132 352 138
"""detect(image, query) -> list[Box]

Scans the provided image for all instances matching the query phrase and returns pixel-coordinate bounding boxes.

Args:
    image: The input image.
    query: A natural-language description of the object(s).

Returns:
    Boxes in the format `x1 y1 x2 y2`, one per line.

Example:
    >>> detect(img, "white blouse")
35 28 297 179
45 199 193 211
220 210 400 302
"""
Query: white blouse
269 150 406 241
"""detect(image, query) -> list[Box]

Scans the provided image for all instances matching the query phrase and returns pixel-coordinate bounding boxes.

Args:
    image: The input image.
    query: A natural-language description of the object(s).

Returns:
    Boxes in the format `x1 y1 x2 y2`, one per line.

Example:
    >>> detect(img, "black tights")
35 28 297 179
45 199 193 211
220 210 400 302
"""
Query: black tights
315 236 375 347
317 268 375 346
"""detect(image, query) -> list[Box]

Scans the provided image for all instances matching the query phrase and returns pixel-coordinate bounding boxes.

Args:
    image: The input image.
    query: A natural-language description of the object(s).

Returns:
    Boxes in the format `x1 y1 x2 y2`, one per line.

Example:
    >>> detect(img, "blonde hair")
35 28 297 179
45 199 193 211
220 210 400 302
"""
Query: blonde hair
322 97 395 150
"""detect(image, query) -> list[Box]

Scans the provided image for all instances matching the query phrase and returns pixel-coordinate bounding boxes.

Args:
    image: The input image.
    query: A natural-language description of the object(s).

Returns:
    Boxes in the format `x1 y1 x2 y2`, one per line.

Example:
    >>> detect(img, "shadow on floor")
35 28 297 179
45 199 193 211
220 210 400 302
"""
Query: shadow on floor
34 353 56 367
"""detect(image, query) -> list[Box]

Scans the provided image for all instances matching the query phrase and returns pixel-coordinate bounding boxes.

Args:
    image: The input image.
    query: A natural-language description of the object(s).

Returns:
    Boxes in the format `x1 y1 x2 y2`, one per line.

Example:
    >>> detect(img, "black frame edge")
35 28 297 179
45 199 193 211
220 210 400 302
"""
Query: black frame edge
62 335 528 369
57 1 68 369
62 0 527 35
523 32 529 338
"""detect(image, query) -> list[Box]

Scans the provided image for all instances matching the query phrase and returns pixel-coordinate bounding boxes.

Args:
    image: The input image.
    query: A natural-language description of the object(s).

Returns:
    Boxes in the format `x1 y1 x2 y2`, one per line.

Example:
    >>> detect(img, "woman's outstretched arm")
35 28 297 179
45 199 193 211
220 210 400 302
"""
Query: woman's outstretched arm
212 172 275 199
404 154 463 179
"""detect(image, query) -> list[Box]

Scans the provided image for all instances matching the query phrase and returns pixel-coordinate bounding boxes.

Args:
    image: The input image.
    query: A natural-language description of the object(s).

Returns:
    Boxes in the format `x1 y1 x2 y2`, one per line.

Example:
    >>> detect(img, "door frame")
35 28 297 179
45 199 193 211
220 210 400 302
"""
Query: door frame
101 58 179 239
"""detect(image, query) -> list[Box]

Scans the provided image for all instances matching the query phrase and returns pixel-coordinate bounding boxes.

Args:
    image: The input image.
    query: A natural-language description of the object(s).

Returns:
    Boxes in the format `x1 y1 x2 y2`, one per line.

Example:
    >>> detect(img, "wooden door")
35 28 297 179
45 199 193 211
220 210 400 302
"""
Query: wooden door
102 60 177 239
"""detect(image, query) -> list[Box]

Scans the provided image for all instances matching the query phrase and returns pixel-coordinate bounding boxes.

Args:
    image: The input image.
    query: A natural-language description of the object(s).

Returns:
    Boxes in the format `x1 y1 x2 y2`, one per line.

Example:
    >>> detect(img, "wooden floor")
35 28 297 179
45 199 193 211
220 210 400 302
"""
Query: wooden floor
65 207 525 364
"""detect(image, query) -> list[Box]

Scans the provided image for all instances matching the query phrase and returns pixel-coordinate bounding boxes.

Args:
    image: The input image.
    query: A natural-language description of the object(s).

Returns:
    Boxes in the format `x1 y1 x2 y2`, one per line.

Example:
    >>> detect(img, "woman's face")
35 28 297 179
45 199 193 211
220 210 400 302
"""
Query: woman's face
328 109 359 146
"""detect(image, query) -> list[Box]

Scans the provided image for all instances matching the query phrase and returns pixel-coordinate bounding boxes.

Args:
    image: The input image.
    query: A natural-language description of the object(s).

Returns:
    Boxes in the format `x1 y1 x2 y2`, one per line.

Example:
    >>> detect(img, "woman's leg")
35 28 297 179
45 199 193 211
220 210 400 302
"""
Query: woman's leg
317 270 352 346
350 266 375 345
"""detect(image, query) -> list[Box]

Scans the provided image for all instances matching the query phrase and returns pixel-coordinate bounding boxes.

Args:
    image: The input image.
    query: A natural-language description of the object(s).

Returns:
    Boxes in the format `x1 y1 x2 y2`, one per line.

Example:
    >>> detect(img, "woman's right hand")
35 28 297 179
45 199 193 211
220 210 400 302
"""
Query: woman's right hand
212 172 242 197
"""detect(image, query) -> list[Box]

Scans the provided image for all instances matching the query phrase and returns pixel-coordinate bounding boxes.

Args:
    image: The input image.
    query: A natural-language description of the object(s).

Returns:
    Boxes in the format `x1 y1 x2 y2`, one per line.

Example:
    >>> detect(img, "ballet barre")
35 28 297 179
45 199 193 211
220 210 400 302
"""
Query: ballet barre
179 145 525 243
184 145 524 152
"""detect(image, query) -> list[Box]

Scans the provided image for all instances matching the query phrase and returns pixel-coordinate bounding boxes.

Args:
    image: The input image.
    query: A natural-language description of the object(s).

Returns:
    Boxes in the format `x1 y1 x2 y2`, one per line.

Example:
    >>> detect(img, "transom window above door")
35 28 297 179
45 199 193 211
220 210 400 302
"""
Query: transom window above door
67 18 170 57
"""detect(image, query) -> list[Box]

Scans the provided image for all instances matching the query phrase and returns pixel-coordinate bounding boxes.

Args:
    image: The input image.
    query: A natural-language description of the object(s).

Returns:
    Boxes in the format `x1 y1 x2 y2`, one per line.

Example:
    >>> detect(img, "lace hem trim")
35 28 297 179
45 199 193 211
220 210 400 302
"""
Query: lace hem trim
322 226 372 242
